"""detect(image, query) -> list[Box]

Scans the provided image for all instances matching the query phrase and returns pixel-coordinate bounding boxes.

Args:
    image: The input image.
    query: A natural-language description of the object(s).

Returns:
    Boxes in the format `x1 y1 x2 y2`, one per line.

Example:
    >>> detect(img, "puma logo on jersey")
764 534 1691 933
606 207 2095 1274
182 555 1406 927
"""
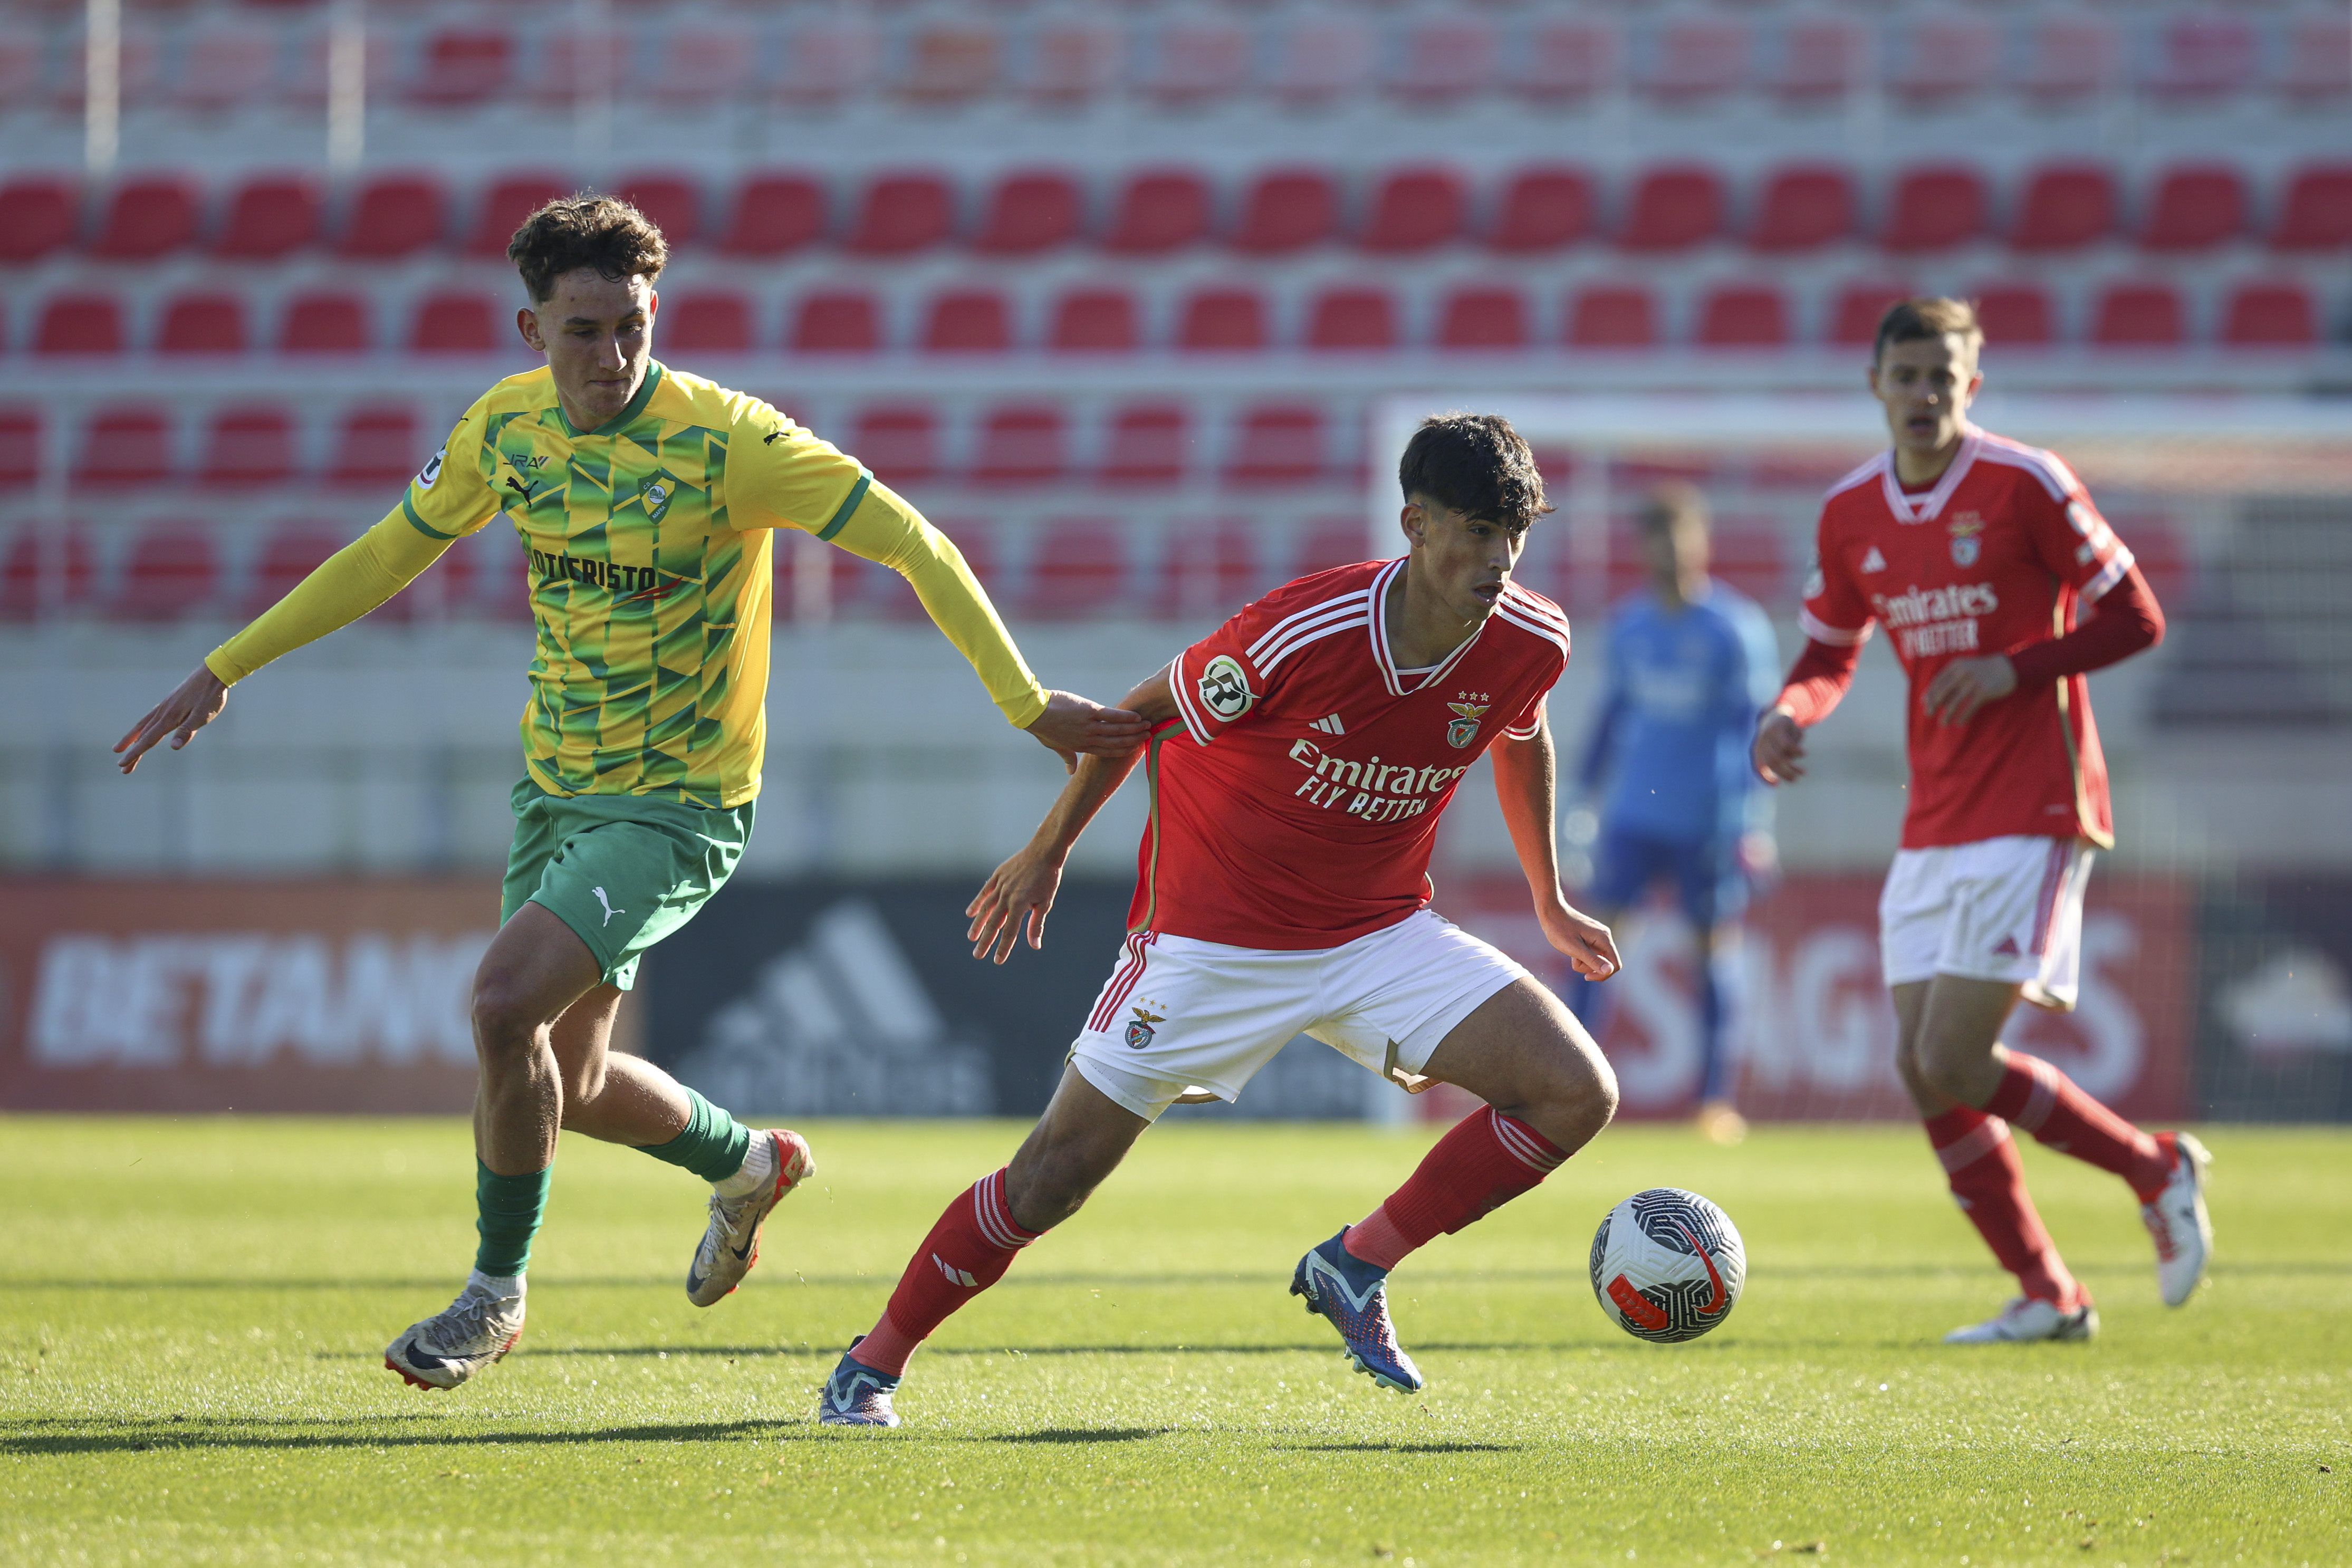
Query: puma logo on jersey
762 429 788 445
1311 713 1346 735
591 887 625 926
1860 546 1886 573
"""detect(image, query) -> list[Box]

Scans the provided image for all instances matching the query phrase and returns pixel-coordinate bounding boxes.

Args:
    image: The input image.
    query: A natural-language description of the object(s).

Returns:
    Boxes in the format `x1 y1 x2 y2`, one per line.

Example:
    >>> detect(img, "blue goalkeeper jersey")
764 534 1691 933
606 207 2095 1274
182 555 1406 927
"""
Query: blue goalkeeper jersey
1577 581 1781 844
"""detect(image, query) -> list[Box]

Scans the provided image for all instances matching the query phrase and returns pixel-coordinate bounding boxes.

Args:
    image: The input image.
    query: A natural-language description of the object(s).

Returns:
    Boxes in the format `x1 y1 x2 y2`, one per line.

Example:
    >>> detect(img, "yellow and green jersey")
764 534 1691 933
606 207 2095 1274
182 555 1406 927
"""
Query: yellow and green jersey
208 360 1047 809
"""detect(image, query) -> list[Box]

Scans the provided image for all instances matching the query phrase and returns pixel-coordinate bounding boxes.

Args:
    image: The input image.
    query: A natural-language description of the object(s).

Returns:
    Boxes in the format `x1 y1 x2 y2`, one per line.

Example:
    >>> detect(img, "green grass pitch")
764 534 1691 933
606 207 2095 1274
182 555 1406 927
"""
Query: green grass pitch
2 1116 2346 1565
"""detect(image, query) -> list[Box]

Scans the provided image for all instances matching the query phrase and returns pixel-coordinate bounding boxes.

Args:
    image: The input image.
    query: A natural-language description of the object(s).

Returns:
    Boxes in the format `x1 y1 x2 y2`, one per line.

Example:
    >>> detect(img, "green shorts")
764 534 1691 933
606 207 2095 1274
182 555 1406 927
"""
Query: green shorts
501 777 755 990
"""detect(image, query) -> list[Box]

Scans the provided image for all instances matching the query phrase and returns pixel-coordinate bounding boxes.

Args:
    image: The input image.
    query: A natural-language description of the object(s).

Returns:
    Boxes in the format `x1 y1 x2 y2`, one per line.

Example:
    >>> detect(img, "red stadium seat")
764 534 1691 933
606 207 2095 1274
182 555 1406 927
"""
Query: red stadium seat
1232 170 1338 255
337 174 448 259
1048 290 1138 353
1360 169 1465 254
1225 406 1326 488
1490 168 1595 253
1750 166 1856 253
615 174 702 248
1385 19 1499 106
89 176 201 259
1888 17 1998 104
0 531 98 622
328 406 419 489
972 406 1069 487
2221 283 2317 348
410 292 501 354
1262 14 1375 108
1769 19 1866 103
408 28 514 108
1023 520 1129 621
1828 282 1913 345
2272 166 2352 252
75 406 172 489
1619 166 1724 252
721 174 827 257
1307 288 1397 351
524 31 621 110
1567 286 1658 349
790 291 880 353
768 18 880 111
1020 22 1118 106
1696 285 1789 347
1639 18 1749 104
1511 19 1618 104
851 405 940 487
0 177 78 264
35 295 125 357
848 172 955 256
1137 18 1251 107
1974 284 2056 348
663 292 754 353
279 292 371 355
2091 284 2185 347
648 26 756 108
975 171 1083 255
1881 166 1986 253
892 23 1000 106
467 174 569 258
1710 523 1790 604
2142 16 2257 102
1151 520 1265 620
109 525 223 622
0 24 48 115
2139 166 2246 253
1178 289 1267 352
2277 16 2352 103
242 523 345 619
200 406 296 489
2017 18 2117 105
1106 170 1212 255
214 176 321 260
1439 288 1530 351
158 293 248 356
1100 404 1189 488
0 411 37 491
2011 164 2117 254
1293 517 1373 579
922 291 1012 353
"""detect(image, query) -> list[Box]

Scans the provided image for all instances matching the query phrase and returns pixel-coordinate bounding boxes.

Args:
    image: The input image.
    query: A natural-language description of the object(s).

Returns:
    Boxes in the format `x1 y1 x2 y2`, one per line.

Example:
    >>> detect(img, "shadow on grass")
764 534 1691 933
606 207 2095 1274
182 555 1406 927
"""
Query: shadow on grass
1279 1441 1521 1454
0 1417 804 1457
986 1427 1177 1445
316 1341 1585 1362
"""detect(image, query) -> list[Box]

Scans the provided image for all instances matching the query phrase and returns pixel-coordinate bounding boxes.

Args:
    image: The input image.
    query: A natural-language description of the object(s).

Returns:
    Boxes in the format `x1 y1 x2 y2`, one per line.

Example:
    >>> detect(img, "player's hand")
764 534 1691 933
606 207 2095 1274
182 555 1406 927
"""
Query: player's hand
1922 654 2017 727
114 663 229 775
966 840 1067 964
1752 708 1807 784
1024 690 1148 774
1538 897 1619 981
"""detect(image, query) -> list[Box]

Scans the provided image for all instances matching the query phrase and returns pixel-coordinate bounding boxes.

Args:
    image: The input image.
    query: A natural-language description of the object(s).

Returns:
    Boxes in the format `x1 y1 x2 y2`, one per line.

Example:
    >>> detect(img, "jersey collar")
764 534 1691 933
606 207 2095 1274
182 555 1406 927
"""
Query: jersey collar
1369 557 1488 697
556 361 666 438
1878 428 1979 524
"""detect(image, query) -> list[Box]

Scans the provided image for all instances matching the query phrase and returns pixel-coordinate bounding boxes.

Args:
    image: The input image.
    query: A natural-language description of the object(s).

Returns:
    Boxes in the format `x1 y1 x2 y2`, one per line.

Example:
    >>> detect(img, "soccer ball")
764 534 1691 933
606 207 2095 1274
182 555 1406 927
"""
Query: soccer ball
1589 1188 1746 1343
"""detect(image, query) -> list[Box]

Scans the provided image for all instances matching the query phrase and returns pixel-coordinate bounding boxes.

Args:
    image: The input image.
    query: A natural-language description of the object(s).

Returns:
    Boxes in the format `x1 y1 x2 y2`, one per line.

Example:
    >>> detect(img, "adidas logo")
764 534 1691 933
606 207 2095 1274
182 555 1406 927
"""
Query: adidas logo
1860 546 1887 573
934 1253 979 1288
1311 713 1346 735
1992 935 2021 957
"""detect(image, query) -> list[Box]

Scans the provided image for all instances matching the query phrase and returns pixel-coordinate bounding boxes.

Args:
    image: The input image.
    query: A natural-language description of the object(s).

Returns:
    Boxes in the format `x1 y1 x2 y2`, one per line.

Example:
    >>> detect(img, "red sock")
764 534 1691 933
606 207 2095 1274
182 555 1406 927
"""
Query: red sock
1925 1108 2081 1307
1984 1053 2171 1202
1342 1107 1566 1271
849 1169 1039 1375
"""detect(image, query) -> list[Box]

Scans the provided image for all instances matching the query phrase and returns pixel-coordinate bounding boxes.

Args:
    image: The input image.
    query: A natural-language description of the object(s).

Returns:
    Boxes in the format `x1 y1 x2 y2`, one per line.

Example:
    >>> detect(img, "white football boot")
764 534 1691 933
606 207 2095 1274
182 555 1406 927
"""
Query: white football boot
2140 1131 2214 1307
1943 1296 2099 1345
385 1274 526 1390
686 1129 814 1307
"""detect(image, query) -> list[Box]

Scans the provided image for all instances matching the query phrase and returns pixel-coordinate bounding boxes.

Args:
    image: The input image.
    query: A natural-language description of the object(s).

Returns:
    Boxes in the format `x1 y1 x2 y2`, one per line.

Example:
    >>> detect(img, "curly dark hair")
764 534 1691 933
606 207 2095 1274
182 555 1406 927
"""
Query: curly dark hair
1397 412 1553 530
507 194 668 303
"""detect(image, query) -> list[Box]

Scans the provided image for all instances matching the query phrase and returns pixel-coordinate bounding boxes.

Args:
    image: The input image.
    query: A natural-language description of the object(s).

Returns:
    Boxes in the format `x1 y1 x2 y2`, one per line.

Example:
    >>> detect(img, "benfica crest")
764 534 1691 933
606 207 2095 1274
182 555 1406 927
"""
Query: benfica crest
1445 695 1490 749
1124 1006 1166 1050
1948 513 1984 567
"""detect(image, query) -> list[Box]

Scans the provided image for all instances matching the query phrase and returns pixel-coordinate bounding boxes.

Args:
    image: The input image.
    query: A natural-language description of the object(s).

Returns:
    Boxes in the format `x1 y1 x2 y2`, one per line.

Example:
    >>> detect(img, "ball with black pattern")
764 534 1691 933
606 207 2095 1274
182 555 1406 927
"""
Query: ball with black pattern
1588 1188 1746 1344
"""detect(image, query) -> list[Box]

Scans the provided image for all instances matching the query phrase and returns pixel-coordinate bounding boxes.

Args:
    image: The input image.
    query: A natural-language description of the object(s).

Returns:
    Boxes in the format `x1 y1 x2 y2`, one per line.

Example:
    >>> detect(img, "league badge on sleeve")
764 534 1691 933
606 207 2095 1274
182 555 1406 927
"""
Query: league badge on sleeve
1198 655 1254 720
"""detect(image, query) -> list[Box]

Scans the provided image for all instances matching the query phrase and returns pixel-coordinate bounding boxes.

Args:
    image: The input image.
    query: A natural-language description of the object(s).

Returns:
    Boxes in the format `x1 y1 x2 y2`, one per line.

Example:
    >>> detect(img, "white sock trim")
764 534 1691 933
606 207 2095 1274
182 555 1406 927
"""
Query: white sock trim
467 1268 524 1300
712 1130 775 1199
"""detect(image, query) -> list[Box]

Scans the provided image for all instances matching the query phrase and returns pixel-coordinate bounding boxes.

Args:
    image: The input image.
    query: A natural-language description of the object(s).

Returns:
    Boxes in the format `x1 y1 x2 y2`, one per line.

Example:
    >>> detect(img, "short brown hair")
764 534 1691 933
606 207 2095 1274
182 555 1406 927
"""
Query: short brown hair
1874 296 1983 364
1639 480 1708 537
1398 412 1553 531
508 194 668 303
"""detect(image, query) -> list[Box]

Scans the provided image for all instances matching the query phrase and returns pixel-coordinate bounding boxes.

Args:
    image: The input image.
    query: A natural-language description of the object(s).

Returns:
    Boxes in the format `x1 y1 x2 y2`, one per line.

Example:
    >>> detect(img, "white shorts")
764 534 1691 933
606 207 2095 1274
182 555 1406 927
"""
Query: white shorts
1878 835 2095 1012
1069 909 1532 1122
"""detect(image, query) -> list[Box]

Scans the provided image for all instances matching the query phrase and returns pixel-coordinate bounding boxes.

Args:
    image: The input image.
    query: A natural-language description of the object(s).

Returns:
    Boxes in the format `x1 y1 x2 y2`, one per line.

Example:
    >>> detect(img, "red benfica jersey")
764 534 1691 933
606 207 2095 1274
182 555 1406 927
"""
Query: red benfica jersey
1800 426 2137 850
1137 558 1571 949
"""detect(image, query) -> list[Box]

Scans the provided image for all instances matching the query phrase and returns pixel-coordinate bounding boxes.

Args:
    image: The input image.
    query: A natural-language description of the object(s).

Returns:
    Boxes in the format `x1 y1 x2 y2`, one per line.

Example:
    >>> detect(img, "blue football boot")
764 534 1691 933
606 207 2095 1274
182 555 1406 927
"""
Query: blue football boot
817 1337 903 1428
1291 1228 1424 1393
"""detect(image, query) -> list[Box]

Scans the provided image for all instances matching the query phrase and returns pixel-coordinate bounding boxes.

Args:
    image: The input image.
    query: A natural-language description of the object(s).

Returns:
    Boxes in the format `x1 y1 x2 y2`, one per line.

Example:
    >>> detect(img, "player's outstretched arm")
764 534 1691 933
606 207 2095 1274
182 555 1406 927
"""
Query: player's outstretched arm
967 669 1176 964
1491 712 1619 981
114 663 230 775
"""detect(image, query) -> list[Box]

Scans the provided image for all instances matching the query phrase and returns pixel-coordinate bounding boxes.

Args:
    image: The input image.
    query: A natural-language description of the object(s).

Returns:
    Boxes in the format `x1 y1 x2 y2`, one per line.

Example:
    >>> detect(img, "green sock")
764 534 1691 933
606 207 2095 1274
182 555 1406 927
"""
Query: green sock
638 1088 752 1184
474 1161 551 1279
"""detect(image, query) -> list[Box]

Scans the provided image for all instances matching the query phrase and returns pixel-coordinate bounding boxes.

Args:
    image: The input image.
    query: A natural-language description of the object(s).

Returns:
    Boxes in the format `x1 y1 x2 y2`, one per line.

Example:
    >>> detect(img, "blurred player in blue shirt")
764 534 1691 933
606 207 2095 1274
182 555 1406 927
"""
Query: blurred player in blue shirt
1570 484 1781 1143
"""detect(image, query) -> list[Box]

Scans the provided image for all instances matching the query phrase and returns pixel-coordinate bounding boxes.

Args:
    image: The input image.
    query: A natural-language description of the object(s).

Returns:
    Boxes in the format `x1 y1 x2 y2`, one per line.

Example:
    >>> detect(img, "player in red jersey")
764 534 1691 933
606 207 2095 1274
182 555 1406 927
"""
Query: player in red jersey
1754 298 2213 1344
817 415 1624 1425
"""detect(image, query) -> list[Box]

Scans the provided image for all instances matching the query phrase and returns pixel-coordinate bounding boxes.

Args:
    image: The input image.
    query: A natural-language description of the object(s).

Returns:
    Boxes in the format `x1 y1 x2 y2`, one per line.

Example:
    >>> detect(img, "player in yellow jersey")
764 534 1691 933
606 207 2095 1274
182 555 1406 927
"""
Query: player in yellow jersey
113 196 1145 1391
